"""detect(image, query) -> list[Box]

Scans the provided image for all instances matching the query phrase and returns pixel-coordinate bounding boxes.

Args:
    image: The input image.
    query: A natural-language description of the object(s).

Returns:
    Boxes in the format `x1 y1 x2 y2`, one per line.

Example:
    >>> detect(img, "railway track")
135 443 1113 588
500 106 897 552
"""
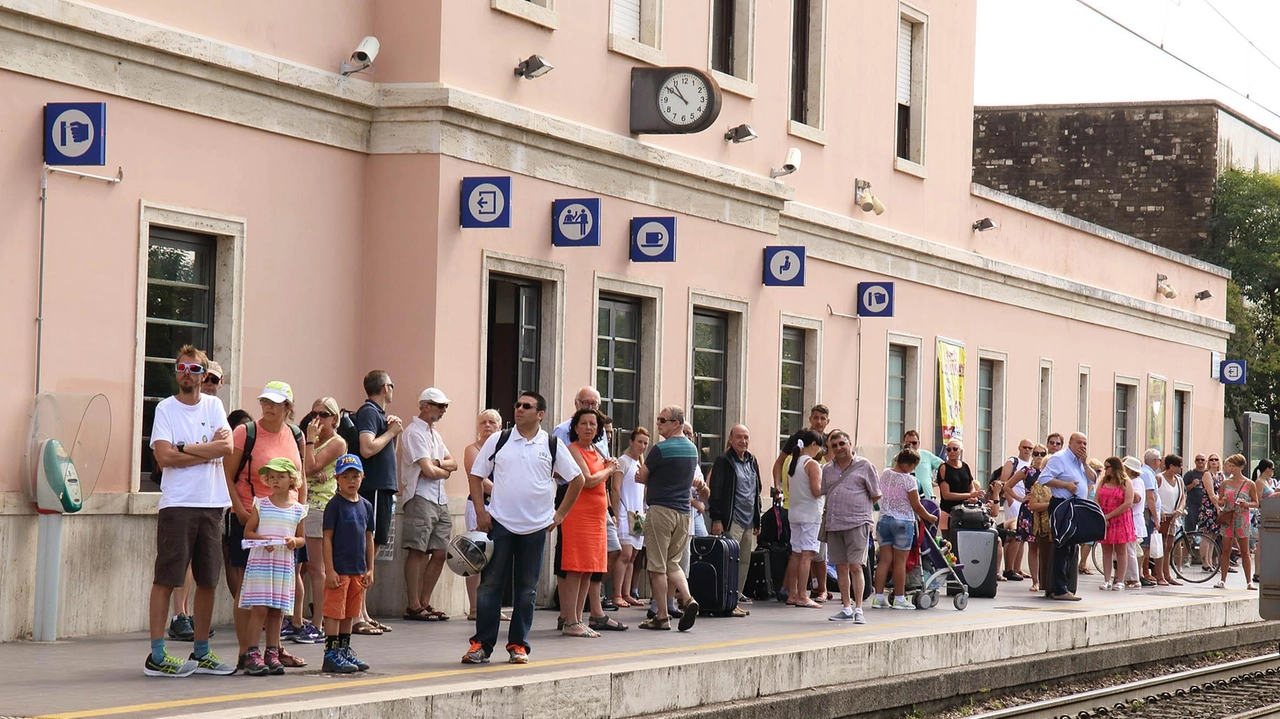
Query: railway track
966 653 1280 719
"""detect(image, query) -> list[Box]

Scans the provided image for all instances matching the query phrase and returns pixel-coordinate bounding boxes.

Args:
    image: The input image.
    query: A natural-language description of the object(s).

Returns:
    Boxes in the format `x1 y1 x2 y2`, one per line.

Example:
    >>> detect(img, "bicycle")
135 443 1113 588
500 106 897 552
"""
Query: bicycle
1087 527 1220 584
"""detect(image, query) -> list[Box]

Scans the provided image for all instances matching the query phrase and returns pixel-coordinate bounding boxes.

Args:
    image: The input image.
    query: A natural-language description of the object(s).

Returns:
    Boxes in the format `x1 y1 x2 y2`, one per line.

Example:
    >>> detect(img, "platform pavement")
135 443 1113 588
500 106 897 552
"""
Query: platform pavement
1 572 1271 719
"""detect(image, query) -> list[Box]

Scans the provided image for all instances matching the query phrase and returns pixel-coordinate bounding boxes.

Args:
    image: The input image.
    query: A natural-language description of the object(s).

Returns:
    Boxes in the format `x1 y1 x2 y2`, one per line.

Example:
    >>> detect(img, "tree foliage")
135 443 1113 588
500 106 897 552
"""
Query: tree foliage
1200 168 1280 444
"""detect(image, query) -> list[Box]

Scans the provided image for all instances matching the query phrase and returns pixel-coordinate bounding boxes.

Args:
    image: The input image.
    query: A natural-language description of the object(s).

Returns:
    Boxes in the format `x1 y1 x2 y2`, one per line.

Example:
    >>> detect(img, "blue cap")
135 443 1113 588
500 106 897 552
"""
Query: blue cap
334 454 363 475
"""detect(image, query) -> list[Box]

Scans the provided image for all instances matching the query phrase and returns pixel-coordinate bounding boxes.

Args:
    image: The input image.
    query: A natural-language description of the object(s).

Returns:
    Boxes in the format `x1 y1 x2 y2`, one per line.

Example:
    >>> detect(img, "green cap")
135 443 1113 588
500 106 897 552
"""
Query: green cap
258 457 298 476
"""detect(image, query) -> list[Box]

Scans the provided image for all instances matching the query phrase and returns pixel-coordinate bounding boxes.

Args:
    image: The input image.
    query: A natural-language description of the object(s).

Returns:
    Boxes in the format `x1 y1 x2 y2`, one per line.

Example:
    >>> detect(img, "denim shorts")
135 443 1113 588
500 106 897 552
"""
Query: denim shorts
876 515 916 551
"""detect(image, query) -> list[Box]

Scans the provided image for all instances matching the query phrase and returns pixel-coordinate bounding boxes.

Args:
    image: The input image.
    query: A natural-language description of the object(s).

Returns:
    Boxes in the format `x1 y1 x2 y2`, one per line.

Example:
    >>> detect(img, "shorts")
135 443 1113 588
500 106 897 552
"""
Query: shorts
790 521 821 553
402 496 451 553
645 505 689 575
826 524 871 566
359 489 393 546
296 545 309 564
226 512 251 569
554 528 604 581
606 515 621 553
323 574 366 620
154 507 225 588
303 509 325 538
876 515 916 552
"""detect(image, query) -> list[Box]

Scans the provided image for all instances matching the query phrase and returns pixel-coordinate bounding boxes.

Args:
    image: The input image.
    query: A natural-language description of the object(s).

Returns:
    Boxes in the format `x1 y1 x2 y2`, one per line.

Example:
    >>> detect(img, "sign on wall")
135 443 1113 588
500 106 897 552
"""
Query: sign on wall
937 339 966 442
44 102 106 166
630 217 676 262
552 199 601 247
857 282 895 317
1221 360 1247 385
762 246 805 286
1147 375 1167 452
460 177 512 228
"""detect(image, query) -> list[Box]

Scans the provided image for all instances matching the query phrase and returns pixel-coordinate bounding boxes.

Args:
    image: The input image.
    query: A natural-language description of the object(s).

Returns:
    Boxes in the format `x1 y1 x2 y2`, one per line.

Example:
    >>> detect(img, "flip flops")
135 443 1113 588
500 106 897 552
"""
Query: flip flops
561 621 600 638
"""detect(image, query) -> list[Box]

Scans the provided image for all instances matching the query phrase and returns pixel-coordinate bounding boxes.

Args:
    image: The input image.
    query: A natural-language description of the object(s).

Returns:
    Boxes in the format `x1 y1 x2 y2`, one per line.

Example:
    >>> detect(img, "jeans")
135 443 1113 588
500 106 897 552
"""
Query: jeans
471 519 546 655
692 512 708 537
1047 497 1077 596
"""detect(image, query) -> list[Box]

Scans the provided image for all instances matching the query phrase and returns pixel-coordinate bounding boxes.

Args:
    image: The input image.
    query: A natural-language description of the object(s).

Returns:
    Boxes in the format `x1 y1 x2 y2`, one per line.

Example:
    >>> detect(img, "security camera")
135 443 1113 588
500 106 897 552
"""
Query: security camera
341 36 380 76
1155 274 1178 299
770 147 802 178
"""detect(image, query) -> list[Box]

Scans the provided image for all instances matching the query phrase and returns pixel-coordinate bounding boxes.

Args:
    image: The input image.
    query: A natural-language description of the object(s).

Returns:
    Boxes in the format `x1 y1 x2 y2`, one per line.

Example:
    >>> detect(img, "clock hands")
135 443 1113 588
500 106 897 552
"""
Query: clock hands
664 84 689 105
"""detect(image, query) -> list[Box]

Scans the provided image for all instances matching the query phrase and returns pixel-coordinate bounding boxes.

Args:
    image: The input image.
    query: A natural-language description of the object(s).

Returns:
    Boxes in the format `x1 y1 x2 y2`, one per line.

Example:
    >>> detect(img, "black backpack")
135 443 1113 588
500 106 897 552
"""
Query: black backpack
487 428 565 506
234 420 304 482
990 457 1017 487
337 410 361 458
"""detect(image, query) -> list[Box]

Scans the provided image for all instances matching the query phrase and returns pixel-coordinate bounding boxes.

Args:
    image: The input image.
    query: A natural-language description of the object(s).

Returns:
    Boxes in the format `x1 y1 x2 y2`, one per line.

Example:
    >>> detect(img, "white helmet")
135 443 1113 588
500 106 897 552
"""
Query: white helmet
446 530 494 577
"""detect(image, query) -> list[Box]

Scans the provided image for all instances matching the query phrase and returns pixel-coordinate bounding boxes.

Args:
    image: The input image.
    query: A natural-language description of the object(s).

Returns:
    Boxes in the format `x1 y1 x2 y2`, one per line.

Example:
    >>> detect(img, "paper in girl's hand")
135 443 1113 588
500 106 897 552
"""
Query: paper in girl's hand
242 538 289 549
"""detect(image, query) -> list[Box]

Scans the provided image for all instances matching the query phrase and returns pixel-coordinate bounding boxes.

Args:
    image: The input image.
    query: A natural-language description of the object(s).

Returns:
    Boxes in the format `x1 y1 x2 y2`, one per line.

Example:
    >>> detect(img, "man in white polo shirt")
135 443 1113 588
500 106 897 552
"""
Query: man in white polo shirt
398 387 457 622
463 391 584 665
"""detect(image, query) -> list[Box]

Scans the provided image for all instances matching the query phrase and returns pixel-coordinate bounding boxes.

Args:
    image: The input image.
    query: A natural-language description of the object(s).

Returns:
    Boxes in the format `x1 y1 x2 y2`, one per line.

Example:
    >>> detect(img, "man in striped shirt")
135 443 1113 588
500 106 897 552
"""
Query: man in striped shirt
820 430 880 623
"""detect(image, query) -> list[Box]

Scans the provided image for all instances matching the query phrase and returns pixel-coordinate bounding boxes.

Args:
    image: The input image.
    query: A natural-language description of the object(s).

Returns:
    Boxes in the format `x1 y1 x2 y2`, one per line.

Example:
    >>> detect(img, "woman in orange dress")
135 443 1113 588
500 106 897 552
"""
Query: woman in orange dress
557 409 621 637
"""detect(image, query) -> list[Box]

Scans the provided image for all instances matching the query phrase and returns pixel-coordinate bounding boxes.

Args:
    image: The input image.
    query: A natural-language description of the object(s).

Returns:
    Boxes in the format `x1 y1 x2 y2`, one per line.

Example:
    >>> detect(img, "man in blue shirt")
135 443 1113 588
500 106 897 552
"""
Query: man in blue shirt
637 405 702 632
1038 432 1093 601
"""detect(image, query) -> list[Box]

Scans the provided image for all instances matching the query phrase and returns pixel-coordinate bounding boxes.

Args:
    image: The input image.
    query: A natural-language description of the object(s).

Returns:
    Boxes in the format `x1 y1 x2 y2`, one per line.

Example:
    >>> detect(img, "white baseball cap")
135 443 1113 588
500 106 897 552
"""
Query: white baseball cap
258 380 294 404
419 387 451 405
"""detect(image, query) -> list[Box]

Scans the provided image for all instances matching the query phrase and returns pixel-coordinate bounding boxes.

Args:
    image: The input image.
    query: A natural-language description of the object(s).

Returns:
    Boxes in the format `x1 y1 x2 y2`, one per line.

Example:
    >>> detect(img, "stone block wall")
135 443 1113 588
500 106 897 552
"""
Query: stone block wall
973 103 1219 255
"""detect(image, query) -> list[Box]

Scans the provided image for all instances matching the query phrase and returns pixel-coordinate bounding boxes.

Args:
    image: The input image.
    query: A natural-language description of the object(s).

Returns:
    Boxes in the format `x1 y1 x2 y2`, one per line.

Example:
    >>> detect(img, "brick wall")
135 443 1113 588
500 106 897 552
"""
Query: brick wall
973 104 1219 255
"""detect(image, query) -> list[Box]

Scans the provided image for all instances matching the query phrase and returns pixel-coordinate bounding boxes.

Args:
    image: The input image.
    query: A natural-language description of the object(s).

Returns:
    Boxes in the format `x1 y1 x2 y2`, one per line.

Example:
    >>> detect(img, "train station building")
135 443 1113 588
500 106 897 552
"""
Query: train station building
0 0 1233 643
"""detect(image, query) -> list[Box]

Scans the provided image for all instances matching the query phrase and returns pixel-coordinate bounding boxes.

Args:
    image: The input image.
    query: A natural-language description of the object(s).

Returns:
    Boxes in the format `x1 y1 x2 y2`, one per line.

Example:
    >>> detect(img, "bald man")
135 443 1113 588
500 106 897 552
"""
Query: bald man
552 387 610 458
708 424 760 616
1038 432 1092 601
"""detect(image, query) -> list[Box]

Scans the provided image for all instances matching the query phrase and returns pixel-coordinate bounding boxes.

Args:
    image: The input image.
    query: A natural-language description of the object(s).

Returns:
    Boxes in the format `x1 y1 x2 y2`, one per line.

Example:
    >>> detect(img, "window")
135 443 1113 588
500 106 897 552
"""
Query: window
779 327 806 446
597 297 641 436
491 0 558 30
895 6 927 168
975 354 1006 481
1038 361 1053 443
709 0 754 92
1114 380 1138 457
1172 388 1191 459
886 336 922 457
610 0 664 62
141 228 217 489
486 277 542 427
693 311 728 472
789 0 825 128
1077 366 1091 434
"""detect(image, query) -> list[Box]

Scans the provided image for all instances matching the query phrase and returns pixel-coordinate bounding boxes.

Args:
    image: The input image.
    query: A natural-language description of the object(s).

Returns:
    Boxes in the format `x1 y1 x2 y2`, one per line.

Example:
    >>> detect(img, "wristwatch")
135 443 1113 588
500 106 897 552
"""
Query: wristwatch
177 442 186 454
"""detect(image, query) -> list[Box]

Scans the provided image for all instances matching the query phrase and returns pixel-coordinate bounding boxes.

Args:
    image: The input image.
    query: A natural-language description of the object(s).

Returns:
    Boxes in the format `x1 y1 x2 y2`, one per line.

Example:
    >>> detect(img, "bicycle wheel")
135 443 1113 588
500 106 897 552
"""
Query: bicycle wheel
1089 541 1105 575
1172 531 1221 584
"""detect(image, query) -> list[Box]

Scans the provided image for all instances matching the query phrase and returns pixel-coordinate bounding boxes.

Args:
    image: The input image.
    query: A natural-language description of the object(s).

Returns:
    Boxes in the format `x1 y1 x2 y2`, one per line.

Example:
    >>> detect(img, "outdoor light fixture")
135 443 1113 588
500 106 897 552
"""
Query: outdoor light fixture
1156 274 1179 300
1195 289 1213 301
724 124 758 143
340 36 380 76
854 179 886 215
770 147 802 178
514 55 553 79
972 217 997 232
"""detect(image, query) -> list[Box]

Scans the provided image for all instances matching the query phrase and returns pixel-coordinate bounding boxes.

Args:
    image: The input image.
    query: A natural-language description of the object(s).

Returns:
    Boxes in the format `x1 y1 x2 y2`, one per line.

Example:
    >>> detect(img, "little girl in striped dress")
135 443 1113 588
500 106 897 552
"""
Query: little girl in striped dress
240 457 307 676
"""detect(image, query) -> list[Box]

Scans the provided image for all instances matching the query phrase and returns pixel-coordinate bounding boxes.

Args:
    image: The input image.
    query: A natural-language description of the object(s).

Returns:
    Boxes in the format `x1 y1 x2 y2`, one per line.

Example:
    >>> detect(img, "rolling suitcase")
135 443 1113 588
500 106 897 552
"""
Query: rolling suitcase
744 547 774 600
954 527 1000 598
689 535 740 615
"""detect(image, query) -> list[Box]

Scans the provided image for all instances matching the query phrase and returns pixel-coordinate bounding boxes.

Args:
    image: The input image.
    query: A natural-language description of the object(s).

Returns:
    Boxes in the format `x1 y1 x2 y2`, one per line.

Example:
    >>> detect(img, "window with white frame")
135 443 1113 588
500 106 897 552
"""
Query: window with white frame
710 0 754 84
1077 366 1091 434
1114 380 1138 457
976 355 1006 481
779 327 807 447
611 0 662 53
789 0 825 127
1038 361 1053 442
597 296 641 437
1172 387 1191 459
491 0 558 30
693 311 729 472
895 5 927 166
886 337 921 456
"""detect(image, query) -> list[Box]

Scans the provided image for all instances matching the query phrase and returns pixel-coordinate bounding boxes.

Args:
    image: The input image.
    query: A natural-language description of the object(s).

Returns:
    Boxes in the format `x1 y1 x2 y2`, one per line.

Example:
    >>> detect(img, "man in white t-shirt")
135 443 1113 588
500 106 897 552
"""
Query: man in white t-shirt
397 387 457 621
145 345 234 678
1139 449 1163 586
464 391 584 665
998 440 1034 581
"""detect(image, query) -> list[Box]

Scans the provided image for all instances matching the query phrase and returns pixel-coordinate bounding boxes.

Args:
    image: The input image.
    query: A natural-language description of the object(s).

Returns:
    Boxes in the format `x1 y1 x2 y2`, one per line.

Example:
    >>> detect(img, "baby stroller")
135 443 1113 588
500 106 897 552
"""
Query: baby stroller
904 499 971 610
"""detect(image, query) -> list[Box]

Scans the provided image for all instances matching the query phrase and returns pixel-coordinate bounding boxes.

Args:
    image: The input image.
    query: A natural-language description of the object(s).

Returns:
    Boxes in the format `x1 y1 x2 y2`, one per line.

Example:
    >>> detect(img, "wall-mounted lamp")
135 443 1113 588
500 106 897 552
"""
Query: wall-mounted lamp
1194 289 1213 301
514 54 554 79
340 36 380 76
724 124 758 143
770 147 802 178
1156 274 1178 299
972 217 998 232
854 179 886 215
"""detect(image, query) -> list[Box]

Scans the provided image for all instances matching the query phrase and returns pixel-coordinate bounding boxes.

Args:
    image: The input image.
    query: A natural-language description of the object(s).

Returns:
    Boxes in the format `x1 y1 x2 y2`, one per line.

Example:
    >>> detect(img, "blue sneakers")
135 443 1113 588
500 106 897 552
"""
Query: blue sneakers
341 647 369 671
323 648 358 674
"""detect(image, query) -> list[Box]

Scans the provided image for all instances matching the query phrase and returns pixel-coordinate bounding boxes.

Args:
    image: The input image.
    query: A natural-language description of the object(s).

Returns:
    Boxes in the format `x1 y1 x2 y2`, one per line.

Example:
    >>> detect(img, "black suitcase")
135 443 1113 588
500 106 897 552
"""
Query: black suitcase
744 548 774 600
954 527 1000 598
690 535 740 615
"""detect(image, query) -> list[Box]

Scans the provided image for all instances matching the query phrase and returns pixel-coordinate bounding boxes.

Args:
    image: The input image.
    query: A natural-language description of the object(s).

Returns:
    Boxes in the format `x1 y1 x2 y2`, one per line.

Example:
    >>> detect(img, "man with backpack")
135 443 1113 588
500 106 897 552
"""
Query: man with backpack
463 391 584 665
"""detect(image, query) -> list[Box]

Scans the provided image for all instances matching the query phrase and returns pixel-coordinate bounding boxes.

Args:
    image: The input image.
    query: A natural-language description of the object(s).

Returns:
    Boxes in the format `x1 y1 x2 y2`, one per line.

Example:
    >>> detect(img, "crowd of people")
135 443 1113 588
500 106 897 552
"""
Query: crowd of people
141 345 1271 676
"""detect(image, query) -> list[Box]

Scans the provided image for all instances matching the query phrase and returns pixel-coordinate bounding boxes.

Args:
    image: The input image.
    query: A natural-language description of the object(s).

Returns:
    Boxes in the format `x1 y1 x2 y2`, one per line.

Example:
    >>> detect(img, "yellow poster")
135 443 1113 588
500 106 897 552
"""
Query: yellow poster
937 339 966 441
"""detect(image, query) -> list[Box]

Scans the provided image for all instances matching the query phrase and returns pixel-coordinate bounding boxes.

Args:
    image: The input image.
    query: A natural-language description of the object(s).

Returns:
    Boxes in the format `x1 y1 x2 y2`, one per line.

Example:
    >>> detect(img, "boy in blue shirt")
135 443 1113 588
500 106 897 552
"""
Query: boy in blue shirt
322 454 376 673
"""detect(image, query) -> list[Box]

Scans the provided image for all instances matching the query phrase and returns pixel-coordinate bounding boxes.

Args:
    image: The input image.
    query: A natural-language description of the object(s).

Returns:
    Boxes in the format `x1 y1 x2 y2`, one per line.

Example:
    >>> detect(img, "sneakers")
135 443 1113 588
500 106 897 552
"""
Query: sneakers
891 597 914 610
461 641 491 664
167 614 195 641
829 607 856 622
323 648 358 674
871 596 890 609
143 650 198 678
341 647 369 671
1051 592 1083 602
263 647 284 676
730 606 749 618
506 644 529 664
678 600 699 632
852 608 866 624
292 622 324 644
190 651 235 676
242 648 268 676
279 622 302 641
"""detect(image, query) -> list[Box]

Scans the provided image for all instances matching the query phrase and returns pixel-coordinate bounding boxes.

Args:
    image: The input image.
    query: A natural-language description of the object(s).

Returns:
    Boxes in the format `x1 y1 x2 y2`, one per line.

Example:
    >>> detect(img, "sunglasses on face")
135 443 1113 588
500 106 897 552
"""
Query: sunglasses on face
429 402 449 409
1020 447 1033 452
656 417 673 424
905 441 919 447
316 411 335 418
202 375 220 385
514 402 538 411
947 447 961 452
175 362 205 375
1032 451 1047 457
830 441 849 448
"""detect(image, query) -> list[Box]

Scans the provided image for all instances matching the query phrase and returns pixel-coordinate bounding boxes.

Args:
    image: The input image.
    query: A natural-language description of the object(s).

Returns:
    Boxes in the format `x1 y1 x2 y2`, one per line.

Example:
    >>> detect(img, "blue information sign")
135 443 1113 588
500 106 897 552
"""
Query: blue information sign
460 177 512 228
630 217 676 262
1220 360 1247 385
857 282 895 317
552 199 601 247
763 246 805 286
44 102 106 166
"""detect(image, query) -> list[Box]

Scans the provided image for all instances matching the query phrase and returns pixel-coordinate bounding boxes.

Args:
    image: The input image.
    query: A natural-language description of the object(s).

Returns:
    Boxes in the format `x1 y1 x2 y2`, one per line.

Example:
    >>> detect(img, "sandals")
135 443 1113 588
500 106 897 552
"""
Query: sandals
1213 581 1227 589
403 607 433 621
369 619 392 633
794 599 823 609
561 621 601 638
588 615 628 631
278 648 307 667
638 617 670 631
351 620 382 635
1029 584 1039 592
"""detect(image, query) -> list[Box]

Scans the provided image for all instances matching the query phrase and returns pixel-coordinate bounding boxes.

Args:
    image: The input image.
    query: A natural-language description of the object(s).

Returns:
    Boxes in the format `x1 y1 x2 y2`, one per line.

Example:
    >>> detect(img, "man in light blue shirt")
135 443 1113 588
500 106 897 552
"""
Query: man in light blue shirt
1038 432 1093 601
551 386 611 458
903 430 942 500
1138 449 1163 584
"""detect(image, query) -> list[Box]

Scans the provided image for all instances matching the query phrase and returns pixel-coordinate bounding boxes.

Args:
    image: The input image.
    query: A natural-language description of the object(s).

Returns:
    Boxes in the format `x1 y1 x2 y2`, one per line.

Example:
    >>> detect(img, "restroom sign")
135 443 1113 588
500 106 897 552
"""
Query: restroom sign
552 199 601 247
44 102 106 166
857 282 895 317
460 177 512 228
630 217 676 262
763 246 805 286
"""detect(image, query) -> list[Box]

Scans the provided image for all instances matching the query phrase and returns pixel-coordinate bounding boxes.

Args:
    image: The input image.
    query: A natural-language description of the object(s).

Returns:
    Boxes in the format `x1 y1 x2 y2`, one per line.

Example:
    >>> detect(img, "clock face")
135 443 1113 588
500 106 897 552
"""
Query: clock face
658 72 711 127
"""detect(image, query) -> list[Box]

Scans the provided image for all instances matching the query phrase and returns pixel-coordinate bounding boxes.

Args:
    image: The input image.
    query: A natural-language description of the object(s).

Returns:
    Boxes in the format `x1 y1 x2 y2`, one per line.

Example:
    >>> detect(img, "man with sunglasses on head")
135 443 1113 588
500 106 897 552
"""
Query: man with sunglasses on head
1183 454 1208 534
902 430 942 500
397 388 456 622
145 345 235 677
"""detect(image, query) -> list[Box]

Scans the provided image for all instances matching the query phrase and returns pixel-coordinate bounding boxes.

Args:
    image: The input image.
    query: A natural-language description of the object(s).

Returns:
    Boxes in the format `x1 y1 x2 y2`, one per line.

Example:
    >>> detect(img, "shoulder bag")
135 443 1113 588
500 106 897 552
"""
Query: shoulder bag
818 457 868 542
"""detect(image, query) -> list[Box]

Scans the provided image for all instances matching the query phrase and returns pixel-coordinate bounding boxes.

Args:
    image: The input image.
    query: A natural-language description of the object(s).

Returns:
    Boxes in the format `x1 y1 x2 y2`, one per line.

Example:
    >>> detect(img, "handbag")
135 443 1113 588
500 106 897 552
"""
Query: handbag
1149 531 1164 559
627 509 646 536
